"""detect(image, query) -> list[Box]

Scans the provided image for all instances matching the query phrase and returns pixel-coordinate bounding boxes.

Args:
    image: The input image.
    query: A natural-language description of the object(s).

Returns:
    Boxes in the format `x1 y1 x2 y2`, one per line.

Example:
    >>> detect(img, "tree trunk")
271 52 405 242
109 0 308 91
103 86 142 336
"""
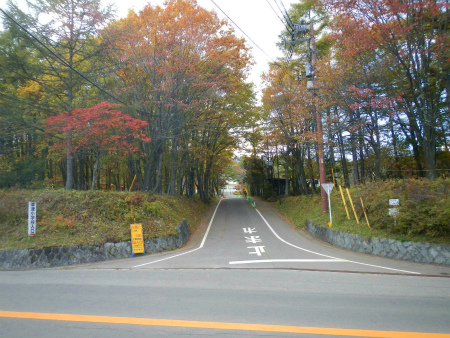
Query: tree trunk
307 146 317 194
91 151 102 190
423 124 437 179
351 134 360 186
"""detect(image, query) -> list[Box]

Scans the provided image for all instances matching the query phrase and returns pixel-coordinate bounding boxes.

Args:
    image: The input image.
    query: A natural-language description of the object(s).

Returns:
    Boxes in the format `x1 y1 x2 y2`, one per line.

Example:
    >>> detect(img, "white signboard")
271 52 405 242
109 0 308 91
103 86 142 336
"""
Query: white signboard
321 183 334 226
389 199 399 217
322 183 334 195
28 202 36 236
389 199 400 206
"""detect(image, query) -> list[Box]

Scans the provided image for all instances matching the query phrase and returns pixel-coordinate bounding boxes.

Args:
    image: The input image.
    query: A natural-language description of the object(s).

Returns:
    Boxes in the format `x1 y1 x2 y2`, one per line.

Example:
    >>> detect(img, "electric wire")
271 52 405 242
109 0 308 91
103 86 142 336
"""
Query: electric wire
273 0 294 31
1 6 296 138
0 8 128 106
209 0 274 62
265 0 293 34
279 0 295 28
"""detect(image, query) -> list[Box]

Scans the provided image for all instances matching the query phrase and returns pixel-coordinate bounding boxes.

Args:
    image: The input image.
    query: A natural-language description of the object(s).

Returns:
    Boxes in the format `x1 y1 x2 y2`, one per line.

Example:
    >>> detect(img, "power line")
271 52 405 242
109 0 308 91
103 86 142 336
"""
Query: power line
1 6 276 136
273 0 294 31
209 0 274 62
0 8 127 106
265 0 293 34
278 0 295 28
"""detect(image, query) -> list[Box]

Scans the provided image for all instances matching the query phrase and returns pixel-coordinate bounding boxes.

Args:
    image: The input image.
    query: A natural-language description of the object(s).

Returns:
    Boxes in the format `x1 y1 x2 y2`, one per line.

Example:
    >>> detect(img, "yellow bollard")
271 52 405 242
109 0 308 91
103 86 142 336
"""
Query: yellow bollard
339 185 350 220
360 197 371 228
346 188 359 224
129 174 137 192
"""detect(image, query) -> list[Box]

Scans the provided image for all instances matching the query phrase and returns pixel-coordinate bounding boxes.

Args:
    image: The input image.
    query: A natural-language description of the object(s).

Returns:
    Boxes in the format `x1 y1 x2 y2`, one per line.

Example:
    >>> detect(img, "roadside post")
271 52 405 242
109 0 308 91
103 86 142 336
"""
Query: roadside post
346 188 360 224
28 202 37 237
389 199 399 226
360 197 371 228
130 223 145 257
338 185 350 220
322 183 334 227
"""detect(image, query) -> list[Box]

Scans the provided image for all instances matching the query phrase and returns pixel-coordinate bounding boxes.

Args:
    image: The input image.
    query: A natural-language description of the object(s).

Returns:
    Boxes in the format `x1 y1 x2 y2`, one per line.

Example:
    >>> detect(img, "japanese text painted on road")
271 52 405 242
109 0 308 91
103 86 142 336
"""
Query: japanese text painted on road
130 223 145 256
243 228 265 256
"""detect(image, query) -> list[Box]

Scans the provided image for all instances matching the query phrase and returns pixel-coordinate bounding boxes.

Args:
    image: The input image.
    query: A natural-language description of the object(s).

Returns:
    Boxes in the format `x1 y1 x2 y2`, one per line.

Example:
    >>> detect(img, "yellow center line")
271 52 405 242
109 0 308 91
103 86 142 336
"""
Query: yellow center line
0 311 448 337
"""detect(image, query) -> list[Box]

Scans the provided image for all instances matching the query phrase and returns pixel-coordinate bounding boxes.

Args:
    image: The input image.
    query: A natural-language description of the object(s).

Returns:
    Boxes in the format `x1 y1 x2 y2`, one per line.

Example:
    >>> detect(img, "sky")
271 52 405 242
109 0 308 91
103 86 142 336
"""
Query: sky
0 0 299 98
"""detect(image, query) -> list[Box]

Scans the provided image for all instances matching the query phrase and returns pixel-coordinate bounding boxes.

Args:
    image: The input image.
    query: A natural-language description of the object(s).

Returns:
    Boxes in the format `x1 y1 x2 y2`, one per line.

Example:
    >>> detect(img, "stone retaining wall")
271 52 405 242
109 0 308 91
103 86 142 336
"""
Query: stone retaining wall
305 220 450 266
0 220 190 270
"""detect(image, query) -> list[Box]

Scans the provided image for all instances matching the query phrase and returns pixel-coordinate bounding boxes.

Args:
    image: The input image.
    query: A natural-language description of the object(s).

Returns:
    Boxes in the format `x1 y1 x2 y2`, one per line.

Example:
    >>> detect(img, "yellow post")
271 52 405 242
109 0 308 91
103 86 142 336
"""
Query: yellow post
360 197 371 228
129 174 137 192
339 185 350 220
346 188 359 224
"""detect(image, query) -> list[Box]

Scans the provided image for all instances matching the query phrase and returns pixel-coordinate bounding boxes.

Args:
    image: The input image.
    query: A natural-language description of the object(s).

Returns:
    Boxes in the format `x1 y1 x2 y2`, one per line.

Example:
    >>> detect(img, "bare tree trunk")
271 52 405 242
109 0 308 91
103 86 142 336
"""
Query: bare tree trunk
351 136 360 186
167 138 178 194
91 151 102 190
307 146 316 194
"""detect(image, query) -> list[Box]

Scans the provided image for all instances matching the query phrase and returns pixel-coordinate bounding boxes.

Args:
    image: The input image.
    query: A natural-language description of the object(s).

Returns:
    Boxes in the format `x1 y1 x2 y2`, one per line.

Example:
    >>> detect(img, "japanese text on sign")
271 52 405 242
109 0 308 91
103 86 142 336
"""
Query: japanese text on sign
28 202 36 236
130 223 145 255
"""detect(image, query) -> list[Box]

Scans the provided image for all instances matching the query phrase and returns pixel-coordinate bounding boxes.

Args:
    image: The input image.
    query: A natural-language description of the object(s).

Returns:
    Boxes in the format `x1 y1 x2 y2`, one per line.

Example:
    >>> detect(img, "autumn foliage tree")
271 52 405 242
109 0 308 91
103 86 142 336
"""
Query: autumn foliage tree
320 0 450 179
261 63 320 195
1 0 256 196
258 0 449 198
100 0 254 199
46 102 150 189
1 0 115 189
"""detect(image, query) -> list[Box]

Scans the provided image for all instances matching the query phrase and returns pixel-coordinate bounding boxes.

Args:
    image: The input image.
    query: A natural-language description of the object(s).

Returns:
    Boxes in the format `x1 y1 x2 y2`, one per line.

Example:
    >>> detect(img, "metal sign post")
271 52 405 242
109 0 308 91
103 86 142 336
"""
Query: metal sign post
322 184 335 227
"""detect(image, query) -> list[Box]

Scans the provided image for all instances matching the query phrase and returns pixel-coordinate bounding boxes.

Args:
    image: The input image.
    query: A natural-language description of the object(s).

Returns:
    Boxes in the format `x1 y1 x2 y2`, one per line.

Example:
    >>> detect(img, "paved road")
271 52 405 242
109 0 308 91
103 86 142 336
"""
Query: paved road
86 197 450 276
1 197 450 337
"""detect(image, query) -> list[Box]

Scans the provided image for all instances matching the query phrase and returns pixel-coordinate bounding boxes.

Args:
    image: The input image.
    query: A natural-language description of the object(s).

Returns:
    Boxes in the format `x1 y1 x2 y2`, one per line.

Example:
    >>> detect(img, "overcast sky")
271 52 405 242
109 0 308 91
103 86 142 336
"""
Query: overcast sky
1 0 299 98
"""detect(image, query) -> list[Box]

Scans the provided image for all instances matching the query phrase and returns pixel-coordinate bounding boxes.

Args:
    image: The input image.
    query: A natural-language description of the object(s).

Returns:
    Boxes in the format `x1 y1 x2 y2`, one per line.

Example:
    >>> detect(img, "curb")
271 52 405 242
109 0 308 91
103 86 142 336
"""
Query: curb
0 220 190 270
305 220 450 266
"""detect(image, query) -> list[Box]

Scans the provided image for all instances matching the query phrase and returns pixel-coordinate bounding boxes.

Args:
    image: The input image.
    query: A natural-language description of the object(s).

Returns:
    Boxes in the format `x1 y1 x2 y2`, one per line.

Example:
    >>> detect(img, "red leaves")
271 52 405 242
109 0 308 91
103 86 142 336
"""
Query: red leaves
46 101 150 156
347 85 405 125
323 0 448 60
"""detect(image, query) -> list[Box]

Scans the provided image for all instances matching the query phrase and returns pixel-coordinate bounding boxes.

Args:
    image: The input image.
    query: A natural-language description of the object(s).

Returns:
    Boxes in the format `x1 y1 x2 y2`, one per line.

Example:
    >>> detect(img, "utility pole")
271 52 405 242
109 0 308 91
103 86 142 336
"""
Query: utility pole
289 18 328 214
309 23 328 215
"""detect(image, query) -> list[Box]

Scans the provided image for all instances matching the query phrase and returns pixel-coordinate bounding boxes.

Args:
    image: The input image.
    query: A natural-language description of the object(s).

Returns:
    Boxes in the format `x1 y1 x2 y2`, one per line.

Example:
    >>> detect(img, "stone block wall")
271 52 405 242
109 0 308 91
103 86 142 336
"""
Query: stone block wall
305 220 450 266
0 220 190 270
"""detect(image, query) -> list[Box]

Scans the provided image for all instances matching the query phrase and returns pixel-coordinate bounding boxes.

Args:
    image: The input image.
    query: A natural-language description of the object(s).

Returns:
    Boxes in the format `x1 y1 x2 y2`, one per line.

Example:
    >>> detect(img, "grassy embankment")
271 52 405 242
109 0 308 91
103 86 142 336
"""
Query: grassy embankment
273 179 450 245
2 179 449 251
0 190 210 250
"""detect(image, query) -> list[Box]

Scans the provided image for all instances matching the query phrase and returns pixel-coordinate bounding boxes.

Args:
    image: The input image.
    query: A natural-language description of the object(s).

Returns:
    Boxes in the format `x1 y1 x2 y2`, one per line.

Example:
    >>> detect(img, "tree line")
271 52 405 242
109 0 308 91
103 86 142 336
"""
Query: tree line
0 0 256 200
244 0 450 197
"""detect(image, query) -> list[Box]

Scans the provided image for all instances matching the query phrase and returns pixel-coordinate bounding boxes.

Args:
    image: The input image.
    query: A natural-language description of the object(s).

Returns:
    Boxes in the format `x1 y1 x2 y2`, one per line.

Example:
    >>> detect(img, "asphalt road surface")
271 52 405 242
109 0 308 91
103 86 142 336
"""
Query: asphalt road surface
1 196 450 337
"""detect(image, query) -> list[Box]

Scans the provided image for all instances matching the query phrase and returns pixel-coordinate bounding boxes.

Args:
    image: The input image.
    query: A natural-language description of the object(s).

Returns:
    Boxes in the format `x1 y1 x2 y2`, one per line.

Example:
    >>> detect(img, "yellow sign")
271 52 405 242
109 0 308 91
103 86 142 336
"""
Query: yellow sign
130 223 145 256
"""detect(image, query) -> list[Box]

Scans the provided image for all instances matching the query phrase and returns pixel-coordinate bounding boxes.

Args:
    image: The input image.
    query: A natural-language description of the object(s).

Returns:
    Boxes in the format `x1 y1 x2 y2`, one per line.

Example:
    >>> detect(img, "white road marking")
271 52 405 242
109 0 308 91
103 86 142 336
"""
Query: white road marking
245 236 262 243
251 207 421 275
229 259 346 265
132 199 223 268
243 227 257 234
132 198 421 275
247 246 266 256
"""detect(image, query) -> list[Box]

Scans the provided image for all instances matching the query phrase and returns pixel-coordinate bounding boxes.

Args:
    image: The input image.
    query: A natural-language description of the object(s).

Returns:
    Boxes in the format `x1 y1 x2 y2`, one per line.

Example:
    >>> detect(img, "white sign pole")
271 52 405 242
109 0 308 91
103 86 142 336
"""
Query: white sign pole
322 184 335 227
28 202 37 236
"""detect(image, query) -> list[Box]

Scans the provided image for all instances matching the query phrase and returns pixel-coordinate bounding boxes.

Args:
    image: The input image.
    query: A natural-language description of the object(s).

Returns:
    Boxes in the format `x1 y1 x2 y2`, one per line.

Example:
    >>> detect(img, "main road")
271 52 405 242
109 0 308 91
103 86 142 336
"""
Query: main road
1 197 450 337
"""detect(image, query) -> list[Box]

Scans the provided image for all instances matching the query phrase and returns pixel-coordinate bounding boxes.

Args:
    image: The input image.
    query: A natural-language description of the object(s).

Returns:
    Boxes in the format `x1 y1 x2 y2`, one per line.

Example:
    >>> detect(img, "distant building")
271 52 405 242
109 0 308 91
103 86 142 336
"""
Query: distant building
222 181 241 195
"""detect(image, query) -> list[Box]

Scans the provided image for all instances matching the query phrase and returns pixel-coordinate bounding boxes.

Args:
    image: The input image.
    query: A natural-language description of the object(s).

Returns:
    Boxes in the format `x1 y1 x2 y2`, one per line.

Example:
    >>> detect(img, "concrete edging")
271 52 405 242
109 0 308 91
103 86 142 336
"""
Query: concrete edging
0 220 190 270
305 220 450 266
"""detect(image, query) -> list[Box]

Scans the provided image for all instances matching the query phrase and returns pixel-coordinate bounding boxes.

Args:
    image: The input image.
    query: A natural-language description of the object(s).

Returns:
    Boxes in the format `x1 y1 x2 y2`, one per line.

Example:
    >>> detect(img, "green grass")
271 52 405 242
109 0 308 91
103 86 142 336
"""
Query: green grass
272 179 450 245
2 179 449 251
0 189 210 250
